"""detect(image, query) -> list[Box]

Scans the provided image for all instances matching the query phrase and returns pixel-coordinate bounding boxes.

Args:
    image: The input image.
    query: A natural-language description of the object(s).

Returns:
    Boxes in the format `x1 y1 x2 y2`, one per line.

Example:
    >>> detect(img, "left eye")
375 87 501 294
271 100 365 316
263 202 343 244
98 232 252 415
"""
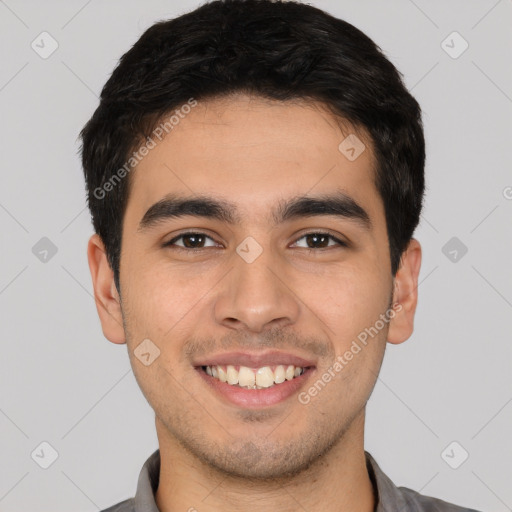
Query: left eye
292 232 346 250
164 232 346 250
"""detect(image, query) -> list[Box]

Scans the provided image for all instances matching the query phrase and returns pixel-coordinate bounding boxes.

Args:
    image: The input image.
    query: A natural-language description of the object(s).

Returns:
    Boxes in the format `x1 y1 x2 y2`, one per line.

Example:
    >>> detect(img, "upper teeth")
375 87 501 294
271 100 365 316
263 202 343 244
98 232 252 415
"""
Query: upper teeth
204 364 305 389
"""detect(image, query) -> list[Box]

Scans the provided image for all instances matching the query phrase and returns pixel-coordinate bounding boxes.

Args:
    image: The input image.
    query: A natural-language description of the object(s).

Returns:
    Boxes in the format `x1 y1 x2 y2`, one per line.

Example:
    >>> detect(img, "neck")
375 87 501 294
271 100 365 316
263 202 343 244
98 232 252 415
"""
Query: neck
154 410 375 512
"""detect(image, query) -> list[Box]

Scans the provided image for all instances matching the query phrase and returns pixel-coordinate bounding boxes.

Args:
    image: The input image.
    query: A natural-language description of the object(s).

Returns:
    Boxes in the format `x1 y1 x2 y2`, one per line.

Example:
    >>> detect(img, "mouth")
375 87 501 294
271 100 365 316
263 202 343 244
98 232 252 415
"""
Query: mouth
200 364 309 389
193 351 316 408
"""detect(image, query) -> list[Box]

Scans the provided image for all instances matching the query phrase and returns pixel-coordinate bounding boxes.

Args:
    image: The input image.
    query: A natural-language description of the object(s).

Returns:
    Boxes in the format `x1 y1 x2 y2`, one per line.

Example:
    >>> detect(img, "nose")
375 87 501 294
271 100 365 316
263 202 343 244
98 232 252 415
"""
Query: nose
214 245 300 333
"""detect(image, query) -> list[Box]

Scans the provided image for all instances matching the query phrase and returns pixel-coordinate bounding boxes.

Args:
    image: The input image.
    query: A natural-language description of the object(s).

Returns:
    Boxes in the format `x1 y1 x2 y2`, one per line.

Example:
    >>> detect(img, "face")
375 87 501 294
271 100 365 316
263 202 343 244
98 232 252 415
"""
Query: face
89 93 420 480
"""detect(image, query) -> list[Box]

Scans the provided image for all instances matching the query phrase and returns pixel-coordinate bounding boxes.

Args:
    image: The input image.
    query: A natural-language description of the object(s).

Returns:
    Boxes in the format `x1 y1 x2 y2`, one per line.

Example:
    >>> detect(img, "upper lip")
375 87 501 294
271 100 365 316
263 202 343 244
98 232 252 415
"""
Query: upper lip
193 350 316 369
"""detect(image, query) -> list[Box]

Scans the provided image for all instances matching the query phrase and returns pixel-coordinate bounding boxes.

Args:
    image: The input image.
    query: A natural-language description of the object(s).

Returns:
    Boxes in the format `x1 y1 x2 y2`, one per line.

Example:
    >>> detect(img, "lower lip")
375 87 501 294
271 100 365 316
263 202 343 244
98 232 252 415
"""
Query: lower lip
196 367 315 408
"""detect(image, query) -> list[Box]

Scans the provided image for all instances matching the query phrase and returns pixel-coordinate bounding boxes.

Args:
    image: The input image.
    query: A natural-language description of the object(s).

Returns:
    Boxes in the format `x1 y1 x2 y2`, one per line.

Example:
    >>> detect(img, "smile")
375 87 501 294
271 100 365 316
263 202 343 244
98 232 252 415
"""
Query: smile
201 364 306 389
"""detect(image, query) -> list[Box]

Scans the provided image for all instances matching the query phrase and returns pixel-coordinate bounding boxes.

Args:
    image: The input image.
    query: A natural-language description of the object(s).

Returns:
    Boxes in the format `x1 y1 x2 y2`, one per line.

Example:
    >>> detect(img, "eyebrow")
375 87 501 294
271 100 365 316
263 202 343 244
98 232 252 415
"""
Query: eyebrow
138 191 372 232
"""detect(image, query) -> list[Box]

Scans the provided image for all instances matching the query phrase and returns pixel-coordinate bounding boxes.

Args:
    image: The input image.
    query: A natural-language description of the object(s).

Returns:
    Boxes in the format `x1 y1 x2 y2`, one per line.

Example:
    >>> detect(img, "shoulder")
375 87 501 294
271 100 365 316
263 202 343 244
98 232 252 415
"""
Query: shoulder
398 485 482 512
365 451 482 512
99 498 135 512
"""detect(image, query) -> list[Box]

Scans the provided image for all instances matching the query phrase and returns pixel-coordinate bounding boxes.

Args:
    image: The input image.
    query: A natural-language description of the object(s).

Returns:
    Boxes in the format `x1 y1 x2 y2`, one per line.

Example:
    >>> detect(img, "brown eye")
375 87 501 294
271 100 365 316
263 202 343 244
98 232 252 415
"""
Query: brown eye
293 232 347 250
164 232 217 249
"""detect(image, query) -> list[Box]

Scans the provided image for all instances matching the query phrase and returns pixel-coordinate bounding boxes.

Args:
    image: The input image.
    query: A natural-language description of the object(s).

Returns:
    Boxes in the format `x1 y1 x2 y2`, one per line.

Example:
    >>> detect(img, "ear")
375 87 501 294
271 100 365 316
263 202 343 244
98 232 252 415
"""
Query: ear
87 233 126 344
387 238 422 345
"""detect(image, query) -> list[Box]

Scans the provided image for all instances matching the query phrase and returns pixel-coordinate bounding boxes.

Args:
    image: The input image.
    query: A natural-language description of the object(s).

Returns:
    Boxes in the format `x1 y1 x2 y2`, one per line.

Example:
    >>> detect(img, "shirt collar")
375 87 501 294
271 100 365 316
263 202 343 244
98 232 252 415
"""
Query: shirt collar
365 450 412 511
134 450 160 512
134 449 408 512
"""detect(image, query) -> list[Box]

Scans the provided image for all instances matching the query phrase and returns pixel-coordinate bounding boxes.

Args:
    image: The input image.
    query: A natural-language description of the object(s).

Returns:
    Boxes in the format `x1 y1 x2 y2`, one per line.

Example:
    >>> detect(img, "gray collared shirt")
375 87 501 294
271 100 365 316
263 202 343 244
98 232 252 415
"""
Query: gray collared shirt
101 450 481 512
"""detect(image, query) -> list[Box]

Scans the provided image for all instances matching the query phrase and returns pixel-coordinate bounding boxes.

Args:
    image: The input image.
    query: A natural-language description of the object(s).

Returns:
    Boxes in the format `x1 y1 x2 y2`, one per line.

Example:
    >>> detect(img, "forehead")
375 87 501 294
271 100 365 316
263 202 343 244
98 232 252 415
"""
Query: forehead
125 94 383 228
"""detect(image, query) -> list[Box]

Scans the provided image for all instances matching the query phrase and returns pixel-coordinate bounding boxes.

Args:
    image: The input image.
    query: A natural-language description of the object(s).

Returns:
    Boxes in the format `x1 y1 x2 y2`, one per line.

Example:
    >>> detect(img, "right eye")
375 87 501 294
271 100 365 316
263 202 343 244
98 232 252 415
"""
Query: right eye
163 232 219 250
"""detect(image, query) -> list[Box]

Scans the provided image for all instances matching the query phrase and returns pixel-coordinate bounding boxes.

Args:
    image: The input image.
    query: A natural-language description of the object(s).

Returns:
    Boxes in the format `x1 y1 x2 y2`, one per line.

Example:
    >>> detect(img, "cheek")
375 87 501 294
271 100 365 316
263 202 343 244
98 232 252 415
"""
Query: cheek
123 261 217 347
310 264 390 340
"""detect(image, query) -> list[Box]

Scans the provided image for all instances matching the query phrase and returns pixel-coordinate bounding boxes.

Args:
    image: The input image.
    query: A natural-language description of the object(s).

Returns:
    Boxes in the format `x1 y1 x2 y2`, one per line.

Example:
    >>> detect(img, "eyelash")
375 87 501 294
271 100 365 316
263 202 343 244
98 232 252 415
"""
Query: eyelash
162 231 348 253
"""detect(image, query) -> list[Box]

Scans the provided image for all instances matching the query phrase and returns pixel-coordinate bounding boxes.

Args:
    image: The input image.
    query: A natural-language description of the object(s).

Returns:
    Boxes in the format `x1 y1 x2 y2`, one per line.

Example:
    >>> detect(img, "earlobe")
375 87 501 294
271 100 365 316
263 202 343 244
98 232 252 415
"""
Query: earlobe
387 238 422 345
87 233 126 344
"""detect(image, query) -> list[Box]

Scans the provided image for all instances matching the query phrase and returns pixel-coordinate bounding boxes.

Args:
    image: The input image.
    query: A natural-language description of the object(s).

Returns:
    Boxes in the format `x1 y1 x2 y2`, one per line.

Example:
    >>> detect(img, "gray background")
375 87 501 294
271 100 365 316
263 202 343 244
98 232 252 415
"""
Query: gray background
1 0 511 510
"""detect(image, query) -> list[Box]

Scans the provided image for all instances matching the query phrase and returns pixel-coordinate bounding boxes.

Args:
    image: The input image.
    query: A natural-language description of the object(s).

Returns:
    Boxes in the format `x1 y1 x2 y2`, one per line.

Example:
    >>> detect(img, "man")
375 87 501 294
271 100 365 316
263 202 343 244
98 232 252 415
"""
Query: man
80 1 481 510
